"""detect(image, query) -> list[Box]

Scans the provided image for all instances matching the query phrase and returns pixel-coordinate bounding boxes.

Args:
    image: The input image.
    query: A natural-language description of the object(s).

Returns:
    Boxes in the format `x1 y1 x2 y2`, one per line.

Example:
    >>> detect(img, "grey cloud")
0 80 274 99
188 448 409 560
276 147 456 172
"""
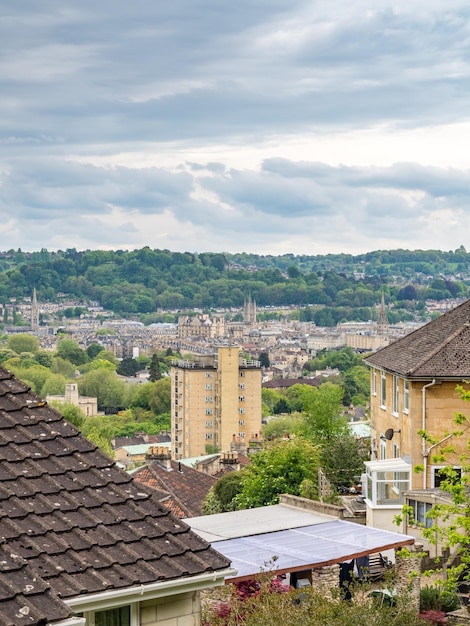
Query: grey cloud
0 159 194 218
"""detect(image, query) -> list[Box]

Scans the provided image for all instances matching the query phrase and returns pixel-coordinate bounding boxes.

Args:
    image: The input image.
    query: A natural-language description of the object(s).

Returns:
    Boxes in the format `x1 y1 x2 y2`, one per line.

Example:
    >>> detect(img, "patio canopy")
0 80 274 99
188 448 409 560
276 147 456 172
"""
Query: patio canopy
185 504 414 581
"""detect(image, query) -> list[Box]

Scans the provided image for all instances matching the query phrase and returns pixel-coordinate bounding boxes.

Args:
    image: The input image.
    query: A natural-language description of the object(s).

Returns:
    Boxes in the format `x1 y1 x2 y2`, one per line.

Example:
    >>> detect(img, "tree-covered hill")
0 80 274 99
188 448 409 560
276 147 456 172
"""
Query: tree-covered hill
0 246 468 320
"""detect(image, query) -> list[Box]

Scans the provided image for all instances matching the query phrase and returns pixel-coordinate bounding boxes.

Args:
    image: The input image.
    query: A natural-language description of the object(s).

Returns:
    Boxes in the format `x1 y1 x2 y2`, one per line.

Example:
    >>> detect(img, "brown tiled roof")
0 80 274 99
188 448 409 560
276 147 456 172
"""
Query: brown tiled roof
0 366 230 625
133 461 217 518
262 377 322 389
366 299 470 378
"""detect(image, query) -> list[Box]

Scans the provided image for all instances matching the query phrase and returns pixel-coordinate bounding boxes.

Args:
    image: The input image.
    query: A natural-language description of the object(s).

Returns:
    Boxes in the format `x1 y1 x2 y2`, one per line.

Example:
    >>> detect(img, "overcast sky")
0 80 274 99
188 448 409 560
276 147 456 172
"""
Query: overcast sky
1 1 470 256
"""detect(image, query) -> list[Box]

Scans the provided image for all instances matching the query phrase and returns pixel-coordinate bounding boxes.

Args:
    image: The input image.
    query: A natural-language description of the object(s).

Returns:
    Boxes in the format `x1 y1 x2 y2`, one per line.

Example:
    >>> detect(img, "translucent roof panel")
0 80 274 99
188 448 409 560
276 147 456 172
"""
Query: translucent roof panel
211 520 414 581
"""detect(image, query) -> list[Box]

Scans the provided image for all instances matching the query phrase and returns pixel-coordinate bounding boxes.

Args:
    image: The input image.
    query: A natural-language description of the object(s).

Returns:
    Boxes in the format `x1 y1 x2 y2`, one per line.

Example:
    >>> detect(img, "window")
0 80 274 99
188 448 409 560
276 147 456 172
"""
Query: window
240 371 245 377
392 375 399 415
380 438 386 460
205 383 212 390
205 433 213 440
205 408 213 415
205 371 213 378
407 499 433 528
380 370 387 407
239 419 245 426
205 396 213 402
205 420 213 428
393 443 400 491
239 408 245 414
371 368 377 396
365 460 411 507
239 383 246 390
403 379 409 413
432 466 462 488
238 432 245 439
239 395 245 402
83 605 134 626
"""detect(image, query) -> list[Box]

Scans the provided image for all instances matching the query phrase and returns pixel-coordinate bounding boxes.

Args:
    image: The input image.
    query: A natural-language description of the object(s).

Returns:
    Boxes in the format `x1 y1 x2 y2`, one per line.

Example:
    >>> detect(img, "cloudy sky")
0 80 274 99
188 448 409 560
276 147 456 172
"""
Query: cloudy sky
1 1 470 256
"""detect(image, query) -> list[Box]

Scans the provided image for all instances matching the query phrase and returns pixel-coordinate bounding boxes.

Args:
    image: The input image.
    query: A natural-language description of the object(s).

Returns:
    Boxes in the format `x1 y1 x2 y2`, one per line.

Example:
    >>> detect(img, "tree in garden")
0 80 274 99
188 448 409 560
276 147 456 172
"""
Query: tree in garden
7 333 40 355
86 342 104 360
300 382 348 443
259 352 270 368
261 387 282 416
78 369 129 413
148 353 162 382
262 414 303 441
42 373 68 396
48 400 85 429
235 438 321 509
56 338 89 366
85 358 117 372
342 366 370 406
320 434 369 490
35 350 54 368
51 356 76 378
202 472 245 514
117 357 141 377
273 396 291 414
148 377 171 415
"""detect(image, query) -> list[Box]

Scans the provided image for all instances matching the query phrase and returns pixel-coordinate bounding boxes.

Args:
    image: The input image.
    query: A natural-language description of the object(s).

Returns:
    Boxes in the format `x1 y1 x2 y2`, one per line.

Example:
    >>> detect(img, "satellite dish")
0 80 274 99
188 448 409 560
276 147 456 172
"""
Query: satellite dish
384 428 395 441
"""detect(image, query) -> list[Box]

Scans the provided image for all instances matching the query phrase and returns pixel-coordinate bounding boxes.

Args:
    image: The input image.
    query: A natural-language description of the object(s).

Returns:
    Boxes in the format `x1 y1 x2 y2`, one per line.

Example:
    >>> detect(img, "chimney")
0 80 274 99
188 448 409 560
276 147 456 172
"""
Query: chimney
146 445 172 470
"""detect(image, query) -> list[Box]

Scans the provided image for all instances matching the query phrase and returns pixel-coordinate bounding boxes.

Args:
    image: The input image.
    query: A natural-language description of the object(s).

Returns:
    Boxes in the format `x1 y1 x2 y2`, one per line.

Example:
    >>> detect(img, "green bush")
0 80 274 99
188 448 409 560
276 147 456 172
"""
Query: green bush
419 584 461 613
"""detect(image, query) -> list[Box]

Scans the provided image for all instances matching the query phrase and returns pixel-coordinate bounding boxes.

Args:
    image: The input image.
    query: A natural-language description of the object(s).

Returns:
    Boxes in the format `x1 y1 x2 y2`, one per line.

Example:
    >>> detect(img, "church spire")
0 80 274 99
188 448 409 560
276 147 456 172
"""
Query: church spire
377 291 389 337
31 287 39 332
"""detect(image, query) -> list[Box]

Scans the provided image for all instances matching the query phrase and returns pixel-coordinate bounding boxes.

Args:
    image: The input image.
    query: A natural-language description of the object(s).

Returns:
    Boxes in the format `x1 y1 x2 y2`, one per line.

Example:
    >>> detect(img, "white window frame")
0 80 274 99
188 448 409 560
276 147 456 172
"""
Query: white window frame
205 371 213 378
371 368 377 396
205 383 212 390
392 443 400 492
403 379 409 413
380 370 387 408
239 383 246 390
238 432 245 439
205 396 213 402
431 465 462 488
392 375 399 415
239 419 245 426
380 438 386 460
82 604 138 626
205 432 213 440
239 407 245 414
205 420 213 428
205 408 213 415
407 498 433 529
239 395 245 402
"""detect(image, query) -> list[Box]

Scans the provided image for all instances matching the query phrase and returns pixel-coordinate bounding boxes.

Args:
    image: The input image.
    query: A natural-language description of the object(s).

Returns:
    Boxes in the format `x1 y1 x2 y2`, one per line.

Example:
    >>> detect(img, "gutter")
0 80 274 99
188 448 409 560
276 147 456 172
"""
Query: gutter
64 567 237 614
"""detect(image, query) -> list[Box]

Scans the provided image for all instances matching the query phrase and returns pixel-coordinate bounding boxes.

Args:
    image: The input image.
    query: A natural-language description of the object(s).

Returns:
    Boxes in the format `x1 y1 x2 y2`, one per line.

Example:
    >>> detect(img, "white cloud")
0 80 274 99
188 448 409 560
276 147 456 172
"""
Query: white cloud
0 0 469 254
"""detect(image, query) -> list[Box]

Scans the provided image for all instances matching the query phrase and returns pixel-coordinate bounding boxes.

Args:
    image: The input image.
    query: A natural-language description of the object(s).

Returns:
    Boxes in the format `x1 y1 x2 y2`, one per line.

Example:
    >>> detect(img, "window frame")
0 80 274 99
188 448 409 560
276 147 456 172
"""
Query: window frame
81 604 137 626
403 379 409 413
371 368 377 396
380 370 387 408
392 375 399 415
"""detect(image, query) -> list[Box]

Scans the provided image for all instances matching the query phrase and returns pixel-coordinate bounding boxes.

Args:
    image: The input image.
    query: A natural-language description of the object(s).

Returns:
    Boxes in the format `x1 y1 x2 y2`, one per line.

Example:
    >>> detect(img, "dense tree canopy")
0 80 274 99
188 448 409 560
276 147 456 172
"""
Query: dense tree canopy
0 247 467 321
235 438 321 509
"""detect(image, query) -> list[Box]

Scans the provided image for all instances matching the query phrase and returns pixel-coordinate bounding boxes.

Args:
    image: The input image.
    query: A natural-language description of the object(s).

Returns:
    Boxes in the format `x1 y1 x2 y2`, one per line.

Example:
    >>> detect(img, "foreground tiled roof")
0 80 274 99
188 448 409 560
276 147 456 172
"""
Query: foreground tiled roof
365 298 470 378
0 367 230 625
133 461 217 518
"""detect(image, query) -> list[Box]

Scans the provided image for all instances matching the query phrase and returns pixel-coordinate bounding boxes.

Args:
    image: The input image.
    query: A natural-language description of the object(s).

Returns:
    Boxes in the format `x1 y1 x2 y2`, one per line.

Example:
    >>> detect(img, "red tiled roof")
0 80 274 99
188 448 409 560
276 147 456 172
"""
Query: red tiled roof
366 298 470 378
0 366 230 625
133 460 217 518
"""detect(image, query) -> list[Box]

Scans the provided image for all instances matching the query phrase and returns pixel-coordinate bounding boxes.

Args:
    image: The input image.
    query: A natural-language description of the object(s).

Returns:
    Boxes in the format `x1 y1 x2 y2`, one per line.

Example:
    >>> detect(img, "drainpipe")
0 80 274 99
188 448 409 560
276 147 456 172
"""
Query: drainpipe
421 379 436 489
